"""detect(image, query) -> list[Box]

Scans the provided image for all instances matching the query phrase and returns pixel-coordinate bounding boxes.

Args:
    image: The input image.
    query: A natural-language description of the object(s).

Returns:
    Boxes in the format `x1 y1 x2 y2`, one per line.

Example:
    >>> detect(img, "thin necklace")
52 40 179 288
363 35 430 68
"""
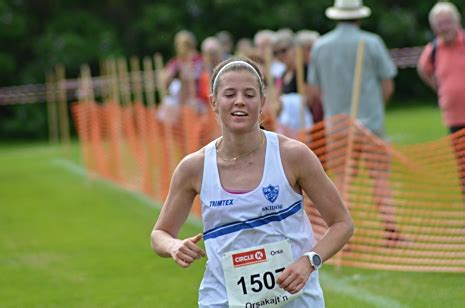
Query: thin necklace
216 131 265 162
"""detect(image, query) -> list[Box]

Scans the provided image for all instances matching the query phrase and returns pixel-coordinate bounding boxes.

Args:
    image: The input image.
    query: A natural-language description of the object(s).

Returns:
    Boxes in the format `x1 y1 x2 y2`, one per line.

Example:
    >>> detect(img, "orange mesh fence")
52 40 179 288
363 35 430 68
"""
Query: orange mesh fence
72 102 465 272
300 115 465 272
71 100 220 199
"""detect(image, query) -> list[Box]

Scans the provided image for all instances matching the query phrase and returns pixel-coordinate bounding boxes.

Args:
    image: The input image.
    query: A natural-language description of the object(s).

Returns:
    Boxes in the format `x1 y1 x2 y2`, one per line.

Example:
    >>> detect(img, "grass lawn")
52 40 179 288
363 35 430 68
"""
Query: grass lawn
1 102 464 307
385 100 448 144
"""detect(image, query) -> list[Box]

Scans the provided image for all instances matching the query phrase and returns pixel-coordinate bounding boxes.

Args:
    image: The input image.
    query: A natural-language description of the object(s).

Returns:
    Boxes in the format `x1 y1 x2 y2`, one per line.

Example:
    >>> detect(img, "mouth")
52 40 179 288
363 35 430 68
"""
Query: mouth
231 111 248 117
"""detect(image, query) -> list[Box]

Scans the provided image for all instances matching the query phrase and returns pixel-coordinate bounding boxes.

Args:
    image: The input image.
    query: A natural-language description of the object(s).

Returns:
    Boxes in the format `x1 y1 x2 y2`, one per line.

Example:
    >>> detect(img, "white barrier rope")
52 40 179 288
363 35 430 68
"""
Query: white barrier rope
0 46 425 105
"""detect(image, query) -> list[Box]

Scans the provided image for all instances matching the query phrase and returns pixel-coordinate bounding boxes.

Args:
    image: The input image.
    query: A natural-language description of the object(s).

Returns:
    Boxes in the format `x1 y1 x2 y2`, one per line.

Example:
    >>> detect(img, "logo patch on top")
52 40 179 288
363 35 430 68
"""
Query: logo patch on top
263 184 279 203
232 248 267 267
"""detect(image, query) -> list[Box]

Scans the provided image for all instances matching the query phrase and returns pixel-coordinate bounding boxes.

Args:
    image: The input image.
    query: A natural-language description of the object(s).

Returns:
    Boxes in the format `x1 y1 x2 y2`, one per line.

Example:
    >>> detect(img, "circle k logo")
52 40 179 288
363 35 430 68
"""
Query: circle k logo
255 251 264 260
232 248 267 267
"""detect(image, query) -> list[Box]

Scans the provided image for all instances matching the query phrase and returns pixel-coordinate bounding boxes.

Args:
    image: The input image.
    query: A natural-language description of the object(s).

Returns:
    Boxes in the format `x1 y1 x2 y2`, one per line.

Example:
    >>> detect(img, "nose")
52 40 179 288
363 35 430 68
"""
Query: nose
234 93 246 106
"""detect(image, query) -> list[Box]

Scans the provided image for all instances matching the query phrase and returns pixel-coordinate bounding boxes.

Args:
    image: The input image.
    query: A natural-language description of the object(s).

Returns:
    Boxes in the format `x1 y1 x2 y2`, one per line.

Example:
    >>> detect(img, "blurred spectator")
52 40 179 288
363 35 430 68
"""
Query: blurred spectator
253 29 275 54
276 27 294 39
296 30 324 123
308 0 396 138
216 30 234 60
272 32 313 137
199 36 223 107
253 29 285 80
295 30 320 67
235 37 254 57
158 30 203 123
308 0 400 244
417 1 465 134
163 30 203 95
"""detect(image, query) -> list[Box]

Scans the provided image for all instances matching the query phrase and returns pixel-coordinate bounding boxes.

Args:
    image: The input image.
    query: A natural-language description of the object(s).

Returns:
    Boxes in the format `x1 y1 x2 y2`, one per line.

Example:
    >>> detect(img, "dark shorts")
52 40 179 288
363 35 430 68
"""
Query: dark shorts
449 126 465 135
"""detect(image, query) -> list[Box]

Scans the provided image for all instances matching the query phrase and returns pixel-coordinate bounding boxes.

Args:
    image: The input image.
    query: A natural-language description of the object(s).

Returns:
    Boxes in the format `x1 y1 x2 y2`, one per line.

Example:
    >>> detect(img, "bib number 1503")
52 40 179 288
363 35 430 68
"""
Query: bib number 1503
236 267 285 295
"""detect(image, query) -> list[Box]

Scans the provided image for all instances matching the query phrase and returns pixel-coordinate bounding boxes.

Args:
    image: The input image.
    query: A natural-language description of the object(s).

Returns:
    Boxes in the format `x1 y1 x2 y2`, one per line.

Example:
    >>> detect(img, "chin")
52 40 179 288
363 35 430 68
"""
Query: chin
224 123 257 134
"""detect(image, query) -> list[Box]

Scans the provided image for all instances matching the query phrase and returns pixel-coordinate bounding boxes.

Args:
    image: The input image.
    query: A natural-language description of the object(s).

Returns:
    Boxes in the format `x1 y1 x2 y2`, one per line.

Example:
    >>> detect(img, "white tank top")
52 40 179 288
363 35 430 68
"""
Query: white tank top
198 130 324 307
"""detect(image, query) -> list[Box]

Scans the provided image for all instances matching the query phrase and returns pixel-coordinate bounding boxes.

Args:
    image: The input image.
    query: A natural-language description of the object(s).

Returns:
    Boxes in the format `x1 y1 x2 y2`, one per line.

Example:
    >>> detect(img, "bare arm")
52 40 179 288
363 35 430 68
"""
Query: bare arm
381 79 395 104
294 142 354 261
306 84 321 106
150 152 205 268
416 44 437 92
417 65 437 92
276 137 354 294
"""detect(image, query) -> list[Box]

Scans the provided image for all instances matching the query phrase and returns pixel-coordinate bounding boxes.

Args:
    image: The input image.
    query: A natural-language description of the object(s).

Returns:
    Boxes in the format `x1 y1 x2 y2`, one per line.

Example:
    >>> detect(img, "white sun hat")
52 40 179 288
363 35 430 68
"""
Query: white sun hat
325 0 371 20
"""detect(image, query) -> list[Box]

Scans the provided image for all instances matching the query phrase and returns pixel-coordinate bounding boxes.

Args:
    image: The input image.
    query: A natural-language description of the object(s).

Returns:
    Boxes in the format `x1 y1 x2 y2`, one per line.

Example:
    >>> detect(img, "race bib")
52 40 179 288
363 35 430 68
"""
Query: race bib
222 240 302 308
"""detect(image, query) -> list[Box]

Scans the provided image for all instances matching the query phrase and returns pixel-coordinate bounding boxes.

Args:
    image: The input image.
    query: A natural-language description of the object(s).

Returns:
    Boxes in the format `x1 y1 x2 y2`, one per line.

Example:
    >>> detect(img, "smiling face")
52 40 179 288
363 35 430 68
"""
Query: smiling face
212 69 265 133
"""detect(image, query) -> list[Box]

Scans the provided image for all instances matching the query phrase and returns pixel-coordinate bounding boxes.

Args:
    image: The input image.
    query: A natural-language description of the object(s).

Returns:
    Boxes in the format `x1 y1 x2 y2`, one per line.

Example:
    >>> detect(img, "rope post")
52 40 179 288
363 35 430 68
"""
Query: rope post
349 41 366 123
99 59 111 103
131 55 150 194
142 55 159 198
107 58 123 182
55 64 71 153
143 56 156 108
109 58 120 105
117 58 131 107
295 45 306 130
154 53 166 103
337 40 366 271
344 40 366 194
46 72 59 144
130 56 144 104
154 52 176 198
263 45 279 118
77 64 94 179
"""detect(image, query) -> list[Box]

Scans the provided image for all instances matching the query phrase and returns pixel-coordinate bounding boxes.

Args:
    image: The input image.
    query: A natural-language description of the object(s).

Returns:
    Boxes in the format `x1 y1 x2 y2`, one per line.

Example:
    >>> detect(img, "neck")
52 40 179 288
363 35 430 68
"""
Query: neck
217 129 264 161
443 31 459 46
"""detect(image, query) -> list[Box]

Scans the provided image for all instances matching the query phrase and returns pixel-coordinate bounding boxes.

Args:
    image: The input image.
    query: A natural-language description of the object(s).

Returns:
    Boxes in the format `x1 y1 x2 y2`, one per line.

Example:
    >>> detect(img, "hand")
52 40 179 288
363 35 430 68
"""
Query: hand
169 233 206 268
276 256 313 294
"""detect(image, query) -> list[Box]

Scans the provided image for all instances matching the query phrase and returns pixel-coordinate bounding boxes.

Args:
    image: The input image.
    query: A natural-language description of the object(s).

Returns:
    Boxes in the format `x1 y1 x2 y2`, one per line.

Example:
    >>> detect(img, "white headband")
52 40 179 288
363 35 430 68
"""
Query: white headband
212 60 262 93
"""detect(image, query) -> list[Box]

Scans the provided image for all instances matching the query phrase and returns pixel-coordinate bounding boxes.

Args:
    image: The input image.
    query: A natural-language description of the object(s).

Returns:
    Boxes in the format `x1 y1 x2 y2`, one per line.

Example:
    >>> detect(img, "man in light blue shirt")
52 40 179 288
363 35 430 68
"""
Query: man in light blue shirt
308 0 397 138
308 0 402 246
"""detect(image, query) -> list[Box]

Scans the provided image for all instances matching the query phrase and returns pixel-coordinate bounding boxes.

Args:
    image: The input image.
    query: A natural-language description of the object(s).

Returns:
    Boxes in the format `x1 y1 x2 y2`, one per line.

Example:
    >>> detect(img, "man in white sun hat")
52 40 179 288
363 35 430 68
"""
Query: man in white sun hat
308 0 397 138
308 0 401 245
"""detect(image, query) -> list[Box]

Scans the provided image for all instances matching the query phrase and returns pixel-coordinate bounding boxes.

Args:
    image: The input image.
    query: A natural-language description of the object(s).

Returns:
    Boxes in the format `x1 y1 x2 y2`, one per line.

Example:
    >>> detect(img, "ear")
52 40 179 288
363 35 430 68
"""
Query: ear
259 96 266 113
209 94 218 113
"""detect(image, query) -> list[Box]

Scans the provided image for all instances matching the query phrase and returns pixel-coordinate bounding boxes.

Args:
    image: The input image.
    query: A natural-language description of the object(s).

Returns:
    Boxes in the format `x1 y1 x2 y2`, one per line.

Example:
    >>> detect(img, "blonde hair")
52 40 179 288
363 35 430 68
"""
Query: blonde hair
429 2 461 27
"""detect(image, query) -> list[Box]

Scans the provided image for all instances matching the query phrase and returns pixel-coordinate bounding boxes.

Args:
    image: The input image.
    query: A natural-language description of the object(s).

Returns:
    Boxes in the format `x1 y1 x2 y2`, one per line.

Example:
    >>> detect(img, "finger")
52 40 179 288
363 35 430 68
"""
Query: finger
287 276 304 291
277 270 293 289
173 247 196 263
190 233 203 243
179 244 202 260
188 234 206 257
184 240 206 258
278 274 294 290
276 271 285 285
287 282 304 294
178 245 204 265
175 257 192 268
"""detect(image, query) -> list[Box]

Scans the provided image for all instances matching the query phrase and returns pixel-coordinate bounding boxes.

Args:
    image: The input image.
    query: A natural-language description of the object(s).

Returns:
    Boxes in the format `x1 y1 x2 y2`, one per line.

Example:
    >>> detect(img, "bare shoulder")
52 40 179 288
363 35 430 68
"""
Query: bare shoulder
277 134 318 163
173 147 205 192
178 148 205 173
276 133 323 181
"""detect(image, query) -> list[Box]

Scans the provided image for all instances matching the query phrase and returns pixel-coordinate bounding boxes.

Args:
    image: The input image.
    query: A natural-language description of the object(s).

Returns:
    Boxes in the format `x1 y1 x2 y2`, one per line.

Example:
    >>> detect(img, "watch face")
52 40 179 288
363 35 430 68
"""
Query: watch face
312 254 322 266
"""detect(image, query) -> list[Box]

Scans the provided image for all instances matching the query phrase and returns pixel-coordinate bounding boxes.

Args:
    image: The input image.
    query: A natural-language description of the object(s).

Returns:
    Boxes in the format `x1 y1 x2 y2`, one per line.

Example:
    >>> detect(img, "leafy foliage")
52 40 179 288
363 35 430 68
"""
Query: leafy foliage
0 0 463 139
2 0 456 86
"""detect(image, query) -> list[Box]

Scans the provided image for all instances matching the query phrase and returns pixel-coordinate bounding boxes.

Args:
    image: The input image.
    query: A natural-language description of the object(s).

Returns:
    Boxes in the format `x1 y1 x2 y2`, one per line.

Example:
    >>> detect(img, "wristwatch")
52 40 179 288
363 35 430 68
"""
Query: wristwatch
304 252 322 270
